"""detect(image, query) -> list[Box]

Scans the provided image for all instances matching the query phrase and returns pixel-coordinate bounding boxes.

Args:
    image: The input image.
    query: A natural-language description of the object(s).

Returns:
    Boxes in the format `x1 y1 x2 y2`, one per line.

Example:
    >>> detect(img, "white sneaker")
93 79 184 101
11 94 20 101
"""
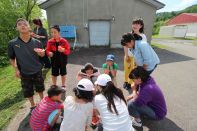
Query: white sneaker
131 118 142 127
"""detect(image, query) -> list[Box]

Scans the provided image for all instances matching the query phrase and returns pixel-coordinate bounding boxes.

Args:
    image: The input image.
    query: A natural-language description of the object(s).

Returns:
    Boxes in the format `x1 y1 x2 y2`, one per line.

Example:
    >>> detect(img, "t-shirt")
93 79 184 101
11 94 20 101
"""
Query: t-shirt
30 96 64 131
94 94 134 131
131 40 160 71
102 63 118 70
8 37 43 75
102 63 118 78
128 33 147 57
60 96 93 131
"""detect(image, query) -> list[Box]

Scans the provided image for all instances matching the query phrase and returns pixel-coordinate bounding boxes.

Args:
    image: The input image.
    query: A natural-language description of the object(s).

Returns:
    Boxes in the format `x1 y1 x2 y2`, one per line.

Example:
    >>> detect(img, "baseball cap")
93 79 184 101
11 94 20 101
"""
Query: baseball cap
77 78 94 91
95 74 112 86
106 54 115 61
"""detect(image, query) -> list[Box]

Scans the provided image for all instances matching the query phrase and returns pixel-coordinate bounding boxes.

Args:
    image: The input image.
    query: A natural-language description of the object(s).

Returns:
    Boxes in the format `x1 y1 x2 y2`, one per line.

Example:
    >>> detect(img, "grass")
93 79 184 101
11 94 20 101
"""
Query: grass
152 35 197 40
151 42 170 49
0 66 25 130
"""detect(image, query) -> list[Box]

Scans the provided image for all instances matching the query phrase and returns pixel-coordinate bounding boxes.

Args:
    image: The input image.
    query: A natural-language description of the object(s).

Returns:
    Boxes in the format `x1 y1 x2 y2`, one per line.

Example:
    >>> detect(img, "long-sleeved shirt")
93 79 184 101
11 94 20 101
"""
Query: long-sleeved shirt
46 37 70 67
130 41 160 71
133 77 167 120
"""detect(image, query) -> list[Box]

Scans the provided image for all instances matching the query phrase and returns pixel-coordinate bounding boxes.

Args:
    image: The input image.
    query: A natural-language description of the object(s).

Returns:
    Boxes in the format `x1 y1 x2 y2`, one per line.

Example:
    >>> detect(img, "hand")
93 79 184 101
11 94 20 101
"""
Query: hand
127 93 138 101
31 32 35 37
58 46 65 53
143 64 148 70
15 69 20 78
131 83 138 90
34 48 45 56
48 52 53 57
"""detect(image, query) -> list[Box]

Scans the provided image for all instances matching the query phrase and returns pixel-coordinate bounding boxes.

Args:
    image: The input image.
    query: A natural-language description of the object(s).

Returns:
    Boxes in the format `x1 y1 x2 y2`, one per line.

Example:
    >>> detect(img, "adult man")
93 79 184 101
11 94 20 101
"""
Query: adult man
8 18 45 109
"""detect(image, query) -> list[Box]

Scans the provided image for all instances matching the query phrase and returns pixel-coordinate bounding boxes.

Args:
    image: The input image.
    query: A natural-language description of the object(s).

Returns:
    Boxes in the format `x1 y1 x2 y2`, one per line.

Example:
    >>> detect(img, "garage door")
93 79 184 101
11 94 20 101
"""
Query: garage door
89 21 110 46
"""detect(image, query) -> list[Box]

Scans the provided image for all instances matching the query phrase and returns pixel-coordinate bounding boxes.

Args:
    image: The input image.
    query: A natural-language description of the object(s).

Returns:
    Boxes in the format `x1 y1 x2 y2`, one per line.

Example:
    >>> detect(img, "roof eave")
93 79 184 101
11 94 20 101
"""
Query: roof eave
39 0 165 10
141 0 165 10
39 0 62 9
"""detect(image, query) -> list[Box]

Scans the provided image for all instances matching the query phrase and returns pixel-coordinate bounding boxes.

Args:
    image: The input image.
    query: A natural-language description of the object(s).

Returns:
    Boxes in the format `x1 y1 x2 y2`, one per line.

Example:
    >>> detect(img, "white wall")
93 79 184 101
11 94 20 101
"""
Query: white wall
159 25 175 37
186 23 197 37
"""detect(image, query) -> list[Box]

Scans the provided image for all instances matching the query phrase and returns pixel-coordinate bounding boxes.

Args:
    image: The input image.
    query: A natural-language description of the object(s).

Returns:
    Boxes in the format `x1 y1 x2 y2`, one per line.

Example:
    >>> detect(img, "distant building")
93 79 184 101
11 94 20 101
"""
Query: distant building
159 13 197 38
40 0 164 48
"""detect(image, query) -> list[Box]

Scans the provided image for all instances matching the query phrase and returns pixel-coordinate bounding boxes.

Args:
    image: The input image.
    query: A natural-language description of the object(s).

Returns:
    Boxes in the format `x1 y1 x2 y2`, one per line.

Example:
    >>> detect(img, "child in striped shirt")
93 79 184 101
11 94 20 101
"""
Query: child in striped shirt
30 85 64 131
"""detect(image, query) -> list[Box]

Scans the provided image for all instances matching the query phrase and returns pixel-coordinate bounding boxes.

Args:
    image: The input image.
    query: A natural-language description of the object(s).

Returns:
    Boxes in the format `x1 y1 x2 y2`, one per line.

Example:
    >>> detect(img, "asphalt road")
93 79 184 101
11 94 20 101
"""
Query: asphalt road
6 39 197 131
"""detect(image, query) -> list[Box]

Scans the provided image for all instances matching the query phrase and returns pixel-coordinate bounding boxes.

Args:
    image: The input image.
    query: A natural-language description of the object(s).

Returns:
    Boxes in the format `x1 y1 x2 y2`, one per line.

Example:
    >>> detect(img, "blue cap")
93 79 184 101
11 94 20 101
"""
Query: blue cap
106 54 115 61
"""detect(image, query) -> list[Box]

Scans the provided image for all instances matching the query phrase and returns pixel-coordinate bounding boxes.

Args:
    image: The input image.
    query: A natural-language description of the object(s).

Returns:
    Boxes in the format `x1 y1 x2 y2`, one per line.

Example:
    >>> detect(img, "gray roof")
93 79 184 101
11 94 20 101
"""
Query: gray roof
39 0 165 10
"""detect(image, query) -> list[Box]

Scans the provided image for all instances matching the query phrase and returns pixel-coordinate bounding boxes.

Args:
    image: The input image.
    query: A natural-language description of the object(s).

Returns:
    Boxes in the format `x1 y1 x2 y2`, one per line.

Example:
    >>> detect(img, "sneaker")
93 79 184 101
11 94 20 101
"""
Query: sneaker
123 82 129 90
90 123 98 129
132 118 142 127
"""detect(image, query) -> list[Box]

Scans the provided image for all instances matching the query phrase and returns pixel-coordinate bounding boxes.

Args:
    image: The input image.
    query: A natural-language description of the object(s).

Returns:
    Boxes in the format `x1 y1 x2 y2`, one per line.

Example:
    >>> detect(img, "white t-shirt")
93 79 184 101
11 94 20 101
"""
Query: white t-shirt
60 96 93 131
128 33 147 57
94 94 134 131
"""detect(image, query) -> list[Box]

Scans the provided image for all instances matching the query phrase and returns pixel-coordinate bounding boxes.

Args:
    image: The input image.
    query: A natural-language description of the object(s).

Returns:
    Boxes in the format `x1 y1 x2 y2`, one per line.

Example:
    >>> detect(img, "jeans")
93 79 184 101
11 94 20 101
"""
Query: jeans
128 101 157 120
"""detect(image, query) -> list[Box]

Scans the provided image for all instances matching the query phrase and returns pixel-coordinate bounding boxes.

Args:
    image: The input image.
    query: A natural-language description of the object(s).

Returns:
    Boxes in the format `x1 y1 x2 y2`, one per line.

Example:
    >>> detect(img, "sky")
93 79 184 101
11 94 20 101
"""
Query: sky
157 0 197 12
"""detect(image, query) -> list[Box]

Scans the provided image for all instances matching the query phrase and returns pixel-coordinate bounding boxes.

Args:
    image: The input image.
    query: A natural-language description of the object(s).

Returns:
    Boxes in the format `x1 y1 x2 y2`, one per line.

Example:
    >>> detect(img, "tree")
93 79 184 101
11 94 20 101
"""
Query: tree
0 0 43 67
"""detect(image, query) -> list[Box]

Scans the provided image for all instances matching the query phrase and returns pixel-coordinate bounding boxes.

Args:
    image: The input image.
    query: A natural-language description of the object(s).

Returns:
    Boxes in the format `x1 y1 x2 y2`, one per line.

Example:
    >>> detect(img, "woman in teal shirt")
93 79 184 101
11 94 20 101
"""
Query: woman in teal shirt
121 33 160 75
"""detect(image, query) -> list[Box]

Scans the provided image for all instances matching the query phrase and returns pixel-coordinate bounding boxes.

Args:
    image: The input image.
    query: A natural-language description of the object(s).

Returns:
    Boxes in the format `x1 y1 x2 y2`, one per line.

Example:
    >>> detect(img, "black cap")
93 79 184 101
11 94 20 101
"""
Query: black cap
48 85 65 97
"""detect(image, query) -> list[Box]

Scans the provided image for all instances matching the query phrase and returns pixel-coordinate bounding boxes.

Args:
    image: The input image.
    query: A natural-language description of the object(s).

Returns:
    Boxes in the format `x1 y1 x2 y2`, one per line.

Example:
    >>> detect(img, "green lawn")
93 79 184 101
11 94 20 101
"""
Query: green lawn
151 42 170 49
0 66 25 130
152 35 197 40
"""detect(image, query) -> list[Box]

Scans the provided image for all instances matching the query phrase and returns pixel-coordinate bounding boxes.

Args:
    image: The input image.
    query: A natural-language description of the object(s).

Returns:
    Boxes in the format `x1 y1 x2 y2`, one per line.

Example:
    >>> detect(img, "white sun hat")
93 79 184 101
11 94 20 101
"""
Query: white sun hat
77 78 95 91
95 74 112 86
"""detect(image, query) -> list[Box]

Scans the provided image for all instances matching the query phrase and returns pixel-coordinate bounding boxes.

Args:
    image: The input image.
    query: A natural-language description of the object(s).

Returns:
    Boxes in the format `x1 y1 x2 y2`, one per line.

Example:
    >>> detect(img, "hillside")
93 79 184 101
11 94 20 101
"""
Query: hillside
153 4 197 35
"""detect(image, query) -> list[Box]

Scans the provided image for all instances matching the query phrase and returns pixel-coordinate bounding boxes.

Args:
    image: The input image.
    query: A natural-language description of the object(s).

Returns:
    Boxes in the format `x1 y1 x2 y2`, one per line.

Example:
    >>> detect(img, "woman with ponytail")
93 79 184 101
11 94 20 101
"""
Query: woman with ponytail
94 74 134 131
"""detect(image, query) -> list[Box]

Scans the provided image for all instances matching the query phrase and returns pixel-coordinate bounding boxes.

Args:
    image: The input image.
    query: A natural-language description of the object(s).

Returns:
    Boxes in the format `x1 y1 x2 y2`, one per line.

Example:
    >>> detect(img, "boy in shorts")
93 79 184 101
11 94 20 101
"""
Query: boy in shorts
8 18 45 109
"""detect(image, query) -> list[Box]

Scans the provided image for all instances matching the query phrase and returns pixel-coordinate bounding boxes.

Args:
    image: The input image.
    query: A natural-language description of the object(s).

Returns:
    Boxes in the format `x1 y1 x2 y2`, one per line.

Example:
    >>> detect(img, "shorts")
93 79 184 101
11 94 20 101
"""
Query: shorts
21 71 45 98
52 66 67 76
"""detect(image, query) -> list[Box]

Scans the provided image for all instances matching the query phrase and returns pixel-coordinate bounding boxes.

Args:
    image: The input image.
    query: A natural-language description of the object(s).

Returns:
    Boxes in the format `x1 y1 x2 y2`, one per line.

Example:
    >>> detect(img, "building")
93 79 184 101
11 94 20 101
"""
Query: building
159 13 197 38
40 0 164 48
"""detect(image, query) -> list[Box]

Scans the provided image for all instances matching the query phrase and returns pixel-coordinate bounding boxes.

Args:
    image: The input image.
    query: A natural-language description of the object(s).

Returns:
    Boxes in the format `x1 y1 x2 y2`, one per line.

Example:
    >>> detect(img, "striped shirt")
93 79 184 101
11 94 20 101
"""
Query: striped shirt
30 96 64 131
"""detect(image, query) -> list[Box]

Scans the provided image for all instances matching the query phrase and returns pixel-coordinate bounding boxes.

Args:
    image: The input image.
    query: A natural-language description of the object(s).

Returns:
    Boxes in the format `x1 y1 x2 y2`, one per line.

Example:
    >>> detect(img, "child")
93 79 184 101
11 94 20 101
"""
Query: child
60 79 94 131
30 85 64 131
127 67 167 127
8 18 45 109
77 63 100 83
102 54 118 86
94 74 134 131
123 18 147 92
46 25 70 89
121 33 160 75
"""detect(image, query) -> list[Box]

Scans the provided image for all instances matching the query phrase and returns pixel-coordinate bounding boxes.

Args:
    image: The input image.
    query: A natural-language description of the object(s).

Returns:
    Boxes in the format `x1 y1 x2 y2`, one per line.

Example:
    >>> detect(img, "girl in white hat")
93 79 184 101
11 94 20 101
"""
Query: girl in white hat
60 79 95 131
94 74 134 131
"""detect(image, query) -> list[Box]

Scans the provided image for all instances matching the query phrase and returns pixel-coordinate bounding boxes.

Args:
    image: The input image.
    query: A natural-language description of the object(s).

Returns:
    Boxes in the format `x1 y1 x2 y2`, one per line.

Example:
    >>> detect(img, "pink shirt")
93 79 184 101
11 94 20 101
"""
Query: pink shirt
30 96 63 131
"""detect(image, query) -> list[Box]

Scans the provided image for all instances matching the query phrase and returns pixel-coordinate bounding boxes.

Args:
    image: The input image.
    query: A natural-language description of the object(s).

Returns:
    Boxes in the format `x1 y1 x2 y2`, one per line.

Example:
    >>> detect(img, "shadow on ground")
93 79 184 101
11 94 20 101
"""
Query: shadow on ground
18 115 183 131
68 47 195 71
134 118 183 131
18 114 31 131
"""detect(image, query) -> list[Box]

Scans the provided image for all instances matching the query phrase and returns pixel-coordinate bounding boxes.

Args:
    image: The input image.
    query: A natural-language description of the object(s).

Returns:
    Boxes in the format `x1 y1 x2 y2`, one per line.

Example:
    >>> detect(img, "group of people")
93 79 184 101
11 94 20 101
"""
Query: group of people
8 18 167 131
